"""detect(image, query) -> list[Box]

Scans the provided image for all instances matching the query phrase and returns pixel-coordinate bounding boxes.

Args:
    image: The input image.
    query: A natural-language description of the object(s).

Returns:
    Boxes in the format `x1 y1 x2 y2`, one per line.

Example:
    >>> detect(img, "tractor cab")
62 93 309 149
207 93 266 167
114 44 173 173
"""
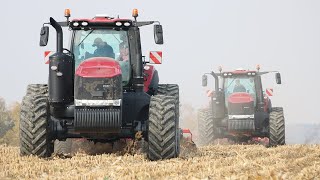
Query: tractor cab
221 69 261 118
40 9 163 92
73 28 131 84
70 16 136 87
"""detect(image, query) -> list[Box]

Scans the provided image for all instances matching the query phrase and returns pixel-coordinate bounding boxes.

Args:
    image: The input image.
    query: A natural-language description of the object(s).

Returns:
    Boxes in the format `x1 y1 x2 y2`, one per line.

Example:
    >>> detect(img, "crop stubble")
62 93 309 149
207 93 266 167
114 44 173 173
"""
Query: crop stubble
0 144 320 179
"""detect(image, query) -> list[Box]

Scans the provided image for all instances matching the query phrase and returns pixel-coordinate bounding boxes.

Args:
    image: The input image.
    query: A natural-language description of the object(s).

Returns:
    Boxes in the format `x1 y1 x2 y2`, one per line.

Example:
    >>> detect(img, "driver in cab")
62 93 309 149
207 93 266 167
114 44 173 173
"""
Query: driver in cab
118 33 129 61
118 42 129 61
233 79 246 93
86 38 115 59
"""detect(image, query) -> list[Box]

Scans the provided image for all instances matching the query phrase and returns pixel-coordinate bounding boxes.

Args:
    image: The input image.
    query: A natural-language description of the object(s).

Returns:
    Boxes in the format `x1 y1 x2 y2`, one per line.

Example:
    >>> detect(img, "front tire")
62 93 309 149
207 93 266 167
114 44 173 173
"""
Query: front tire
20 84 53 157
147 95 179 160
157 84 179 119
197 108 216 146
157 84 180 153
269 107 285 146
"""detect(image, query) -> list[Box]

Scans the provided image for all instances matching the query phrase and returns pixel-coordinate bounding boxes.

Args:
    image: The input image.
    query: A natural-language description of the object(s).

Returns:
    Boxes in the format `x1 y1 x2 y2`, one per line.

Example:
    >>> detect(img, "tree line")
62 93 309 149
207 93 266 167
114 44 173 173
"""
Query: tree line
0 97 20 146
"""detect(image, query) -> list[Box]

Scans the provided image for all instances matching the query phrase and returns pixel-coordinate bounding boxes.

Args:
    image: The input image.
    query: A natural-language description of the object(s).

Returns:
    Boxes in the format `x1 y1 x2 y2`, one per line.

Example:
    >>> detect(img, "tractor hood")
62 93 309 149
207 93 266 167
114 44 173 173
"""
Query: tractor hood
227 92 255 116
228 92 254 104
75 57 121 78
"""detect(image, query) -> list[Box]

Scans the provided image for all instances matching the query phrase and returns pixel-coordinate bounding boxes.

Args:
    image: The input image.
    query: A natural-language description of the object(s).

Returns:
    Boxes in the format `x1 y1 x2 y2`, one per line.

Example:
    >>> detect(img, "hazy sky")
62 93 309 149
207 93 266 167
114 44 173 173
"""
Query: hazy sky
1 0 320 124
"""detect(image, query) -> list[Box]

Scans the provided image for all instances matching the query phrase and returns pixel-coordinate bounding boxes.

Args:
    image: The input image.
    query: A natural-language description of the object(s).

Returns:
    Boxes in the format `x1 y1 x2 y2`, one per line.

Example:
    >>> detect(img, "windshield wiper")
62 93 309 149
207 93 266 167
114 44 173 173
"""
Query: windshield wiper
78 29 95 47
226 79 236 89
112 34 121 43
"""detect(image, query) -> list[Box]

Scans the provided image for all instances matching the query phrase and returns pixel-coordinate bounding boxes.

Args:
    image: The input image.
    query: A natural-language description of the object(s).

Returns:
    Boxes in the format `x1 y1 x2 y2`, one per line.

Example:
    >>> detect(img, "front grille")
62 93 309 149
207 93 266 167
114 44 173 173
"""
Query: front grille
228 102 254 115
228 119 255 131
74 75 122 100
74 108 121 132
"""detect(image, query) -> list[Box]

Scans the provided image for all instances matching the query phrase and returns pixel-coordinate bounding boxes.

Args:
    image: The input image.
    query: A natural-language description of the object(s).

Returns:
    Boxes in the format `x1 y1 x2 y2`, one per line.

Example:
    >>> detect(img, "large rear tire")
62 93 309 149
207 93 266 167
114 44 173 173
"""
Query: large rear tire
269 107 285 146
147 95 179 161
197 108 215 146
157 84 180 154
20 84 53 157
157 84 179 118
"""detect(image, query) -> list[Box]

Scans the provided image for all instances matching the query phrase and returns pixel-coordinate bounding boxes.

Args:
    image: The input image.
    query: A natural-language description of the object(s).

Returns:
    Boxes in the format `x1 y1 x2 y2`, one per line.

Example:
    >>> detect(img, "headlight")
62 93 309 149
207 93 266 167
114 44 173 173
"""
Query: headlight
81 21 88 26
75 99 122 106
51 66 58 71
73 22 79 27
248 73 252 75
124 22 131 27
113 99 121 106
144 65 150 70
115 22 122 26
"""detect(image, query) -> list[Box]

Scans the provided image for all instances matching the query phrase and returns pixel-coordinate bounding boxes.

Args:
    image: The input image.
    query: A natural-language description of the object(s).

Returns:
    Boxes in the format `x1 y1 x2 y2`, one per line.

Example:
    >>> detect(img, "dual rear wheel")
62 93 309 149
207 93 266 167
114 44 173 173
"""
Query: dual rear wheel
268 107 285 146
147 84 180 160
197 108 216 146
20 84 53 157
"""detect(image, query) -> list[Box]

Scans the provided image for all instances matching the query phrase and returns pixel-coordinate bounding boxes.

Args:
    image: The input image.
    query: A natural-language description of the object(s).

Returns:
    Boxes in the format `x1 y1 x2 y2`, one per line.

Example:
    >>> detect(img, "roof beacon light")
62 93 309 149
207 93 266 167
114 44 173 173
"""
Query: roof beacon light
64 9 71 18
256 64 261 71
132 9 139 18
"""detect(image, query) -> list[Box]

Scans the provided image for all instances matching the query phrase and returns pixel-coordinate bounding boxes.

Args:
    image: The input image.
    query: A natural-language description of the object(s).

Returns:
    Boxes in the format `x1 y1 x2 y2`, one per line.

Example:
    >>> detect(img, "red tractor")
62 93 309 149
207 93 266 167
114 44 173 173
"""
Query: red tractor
198 66 285 146
19 9 180 160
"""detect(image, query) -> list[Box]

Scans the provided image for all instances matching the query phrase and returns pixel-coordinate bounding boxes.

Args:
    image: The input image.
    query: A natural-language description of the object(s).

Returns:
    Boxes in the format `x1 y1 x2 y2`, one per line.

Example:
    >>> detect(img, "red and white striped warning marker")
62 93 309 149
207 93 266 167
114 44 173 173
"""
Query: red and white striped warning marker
266 88 273 96
44 51 54 64
149 51 162 64
206 90 213 97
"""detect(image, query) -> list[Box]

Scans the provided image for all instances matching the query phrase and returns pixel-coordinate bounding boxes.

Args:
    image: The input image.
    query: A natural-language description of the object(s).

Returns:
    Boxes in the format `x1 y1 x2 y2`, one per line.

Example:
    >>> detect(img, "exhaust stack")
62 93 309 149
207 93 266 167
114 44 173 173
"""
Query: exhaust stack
50 17 63 53
48 17 74 107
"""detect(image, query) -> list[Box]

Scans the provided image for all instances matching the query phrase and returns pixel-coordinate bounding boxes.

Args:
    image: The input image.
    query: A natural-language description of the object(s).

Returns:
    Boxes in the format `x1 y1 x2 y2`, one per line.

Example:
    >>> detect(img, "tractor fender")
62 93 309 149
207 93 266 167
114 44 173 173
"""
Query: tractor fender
264 96 272 113
143 65 159 95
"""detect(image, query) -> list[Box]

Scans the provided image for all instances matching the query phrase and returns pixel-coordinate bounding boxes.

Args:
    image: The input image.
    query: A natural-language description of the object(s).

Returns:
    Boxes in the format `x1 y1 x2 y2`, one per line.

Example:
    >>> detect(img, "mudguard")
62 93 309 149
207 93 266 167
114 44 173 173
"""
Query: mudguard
143 65 159 94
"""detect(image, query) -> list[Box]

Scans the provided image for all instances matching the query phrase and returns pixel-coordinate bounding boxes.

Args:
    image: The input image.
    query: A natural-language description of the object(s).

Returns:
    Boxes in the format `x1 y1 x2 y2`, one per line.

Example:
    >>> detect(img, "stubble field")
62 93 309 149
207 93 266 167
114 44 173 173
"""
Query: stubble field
0 143 320 180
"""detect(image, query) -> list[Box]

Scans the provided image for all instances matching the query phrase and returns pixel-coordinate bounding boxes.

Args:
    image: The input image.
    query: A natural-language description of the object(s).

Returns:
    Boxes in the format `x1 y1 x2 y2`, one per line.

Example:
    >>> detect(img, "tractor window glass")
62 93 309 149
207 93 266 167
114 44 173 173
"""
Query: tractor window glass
224 76 256 105
73 30 130 86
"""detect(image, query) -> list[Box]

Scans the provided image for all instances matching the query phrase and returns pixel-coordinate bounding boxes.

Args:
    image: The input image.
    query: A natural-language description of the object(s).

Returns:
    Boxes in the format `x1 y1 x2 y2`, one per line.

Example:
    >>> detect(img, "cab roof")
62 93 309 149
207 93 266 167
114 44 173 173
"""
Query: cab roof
216 69 259 77
72 17 132 23
223 69 257 74
69 16 133 30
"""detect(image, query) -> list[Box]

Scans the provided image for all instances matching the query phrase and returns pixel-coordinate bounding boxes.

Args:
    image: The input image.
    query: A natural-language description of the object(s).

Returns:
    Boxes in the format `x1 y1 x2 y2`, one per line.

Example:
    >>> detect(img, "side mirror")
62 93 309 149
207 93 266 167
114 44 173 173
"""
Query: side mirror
39 26 49 46
154 24 163 44
275 72 281 84
202 75 208 87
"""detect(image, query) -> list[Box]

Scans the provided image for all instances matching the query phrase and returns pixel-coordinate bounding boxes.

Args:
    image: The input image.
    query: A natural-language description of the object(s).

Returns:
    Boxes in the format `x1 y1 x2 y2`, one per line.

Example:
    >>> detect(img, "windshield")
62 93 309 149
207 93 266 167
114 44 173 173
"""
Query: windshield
224 76 256 105
73 29 130 86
